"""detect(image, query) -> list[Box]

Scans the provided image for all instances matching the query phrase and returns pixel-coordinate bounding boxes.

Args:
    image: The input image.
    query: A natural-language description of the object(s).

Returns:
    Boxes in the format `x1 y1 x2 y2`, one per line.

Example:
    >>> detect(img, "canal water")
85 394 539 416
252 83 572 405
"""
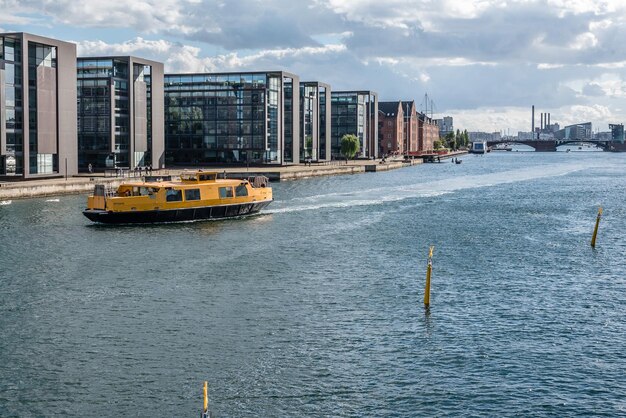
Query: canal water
1 152 625 416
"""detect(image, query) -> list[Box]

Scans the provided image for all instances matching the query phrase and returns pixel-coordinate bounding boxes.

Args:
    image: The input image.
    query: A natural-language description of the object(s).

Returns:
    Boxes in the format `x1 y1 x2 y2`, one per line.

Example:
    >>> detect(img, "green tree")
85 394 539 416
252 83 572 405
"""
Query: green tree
434 139 444 149
463 130 469 148
340 134 360 161
444 131 456 150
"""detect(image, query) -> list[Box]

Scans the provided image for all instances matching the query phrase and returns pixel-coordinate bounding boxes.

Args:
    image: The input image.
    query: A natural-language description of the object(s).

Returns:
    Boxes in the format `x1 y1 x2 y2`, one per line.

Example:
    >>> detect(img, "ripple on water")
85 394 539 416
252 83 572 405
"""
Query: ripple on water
1 153 626 416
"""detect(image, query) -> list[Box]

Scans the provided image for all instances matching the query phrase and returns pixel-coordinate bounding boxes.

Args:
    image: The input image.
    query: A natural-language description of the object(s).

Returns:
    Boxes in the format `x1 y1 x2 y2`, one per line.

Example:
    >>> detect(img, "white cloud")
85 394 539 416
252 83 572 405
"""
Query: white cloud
5 0 626 131
76 37 347 73
538 63 565 70
569 32 598 50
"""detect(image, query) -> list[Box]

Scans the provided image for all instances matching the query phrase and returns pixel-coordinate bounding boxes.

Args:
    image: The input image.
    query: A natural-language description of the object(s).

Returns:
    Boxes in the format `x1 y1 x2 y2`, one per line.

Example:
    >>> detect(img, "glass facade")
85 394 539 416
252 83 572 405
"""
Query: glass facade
1 36 62 176
164 71 298 165
299 82 330 161
319 87 327 160
28 42 58 175
0 35 23 175
300 84 315 160
330 91 377 159
77 57 155 170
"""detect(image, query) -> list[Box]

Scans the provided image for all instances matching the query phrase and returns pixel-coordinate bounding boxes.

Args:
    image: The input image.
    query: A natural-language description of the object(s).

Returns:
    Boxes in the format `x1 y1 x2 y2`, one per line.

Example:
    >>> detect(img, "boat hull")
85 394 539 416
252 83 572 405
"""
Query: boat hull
83 200 272 224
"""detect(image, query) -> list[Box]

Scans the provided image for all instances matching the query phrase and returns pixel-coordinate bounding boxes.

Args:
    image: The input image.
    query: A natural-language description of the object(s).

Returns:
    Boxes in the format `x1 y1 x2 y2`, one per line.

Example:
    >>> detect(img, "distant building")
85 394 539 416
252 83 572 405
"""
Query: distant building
555 122 592 141
469 131 501 142
299 81 331 161
164 71 300 165
378 101 403 155
1 32 77 179
436 116 453 137
330 90 378 159
609 124 624 143
517 131 534 140
77 56 165 171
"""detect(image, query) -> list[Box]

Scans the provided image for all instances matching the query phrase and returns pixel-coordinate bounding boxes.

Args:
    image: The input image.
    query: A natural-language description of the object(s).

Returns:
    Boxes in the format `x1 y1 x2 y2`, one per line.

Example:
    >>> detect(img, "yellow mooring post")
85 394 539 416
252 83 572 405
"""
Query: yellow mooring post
424 246 435 308
591 207 603 248
203 381 208 414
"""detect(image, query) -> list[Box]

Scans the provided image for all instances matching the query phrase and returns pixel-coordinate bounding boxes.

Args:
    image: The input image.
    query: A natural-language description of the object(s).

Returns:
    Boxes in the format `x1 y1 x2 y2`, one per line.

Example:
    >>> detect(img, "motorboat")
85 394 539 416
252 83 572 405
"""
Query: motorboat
83 171 272 224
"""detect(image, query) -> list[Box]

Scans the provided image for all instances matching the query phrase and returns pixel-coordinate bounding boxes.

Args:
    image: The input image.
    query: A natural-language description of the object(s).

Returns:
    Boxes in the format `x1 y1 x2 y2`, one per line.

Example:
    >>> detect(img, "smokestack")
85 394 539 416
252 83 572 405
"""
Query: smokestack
532 105 535 133
541 113 544 130
548 113 551 128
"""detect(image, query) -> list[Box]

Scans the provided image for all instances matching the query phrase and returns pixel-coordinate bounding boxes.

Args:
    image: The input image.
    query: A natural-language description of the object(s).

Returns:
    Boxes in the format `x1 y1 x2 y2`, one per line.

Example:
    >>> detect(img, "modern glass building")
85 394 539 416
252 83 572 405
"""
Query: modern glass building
299 81 331 161
164 71 300 165
77 56 164 171
330 90 378 159
0 32 77 179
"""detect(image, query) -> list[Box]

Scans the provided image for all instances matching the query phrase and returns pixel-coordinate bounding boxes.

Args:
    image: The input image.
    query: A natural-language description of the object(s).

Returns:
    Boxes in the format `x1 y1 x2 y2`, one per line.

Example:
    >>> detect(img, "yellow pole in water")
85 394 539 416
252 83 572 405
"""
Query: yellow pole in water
591 207 602 248
424 246 434 307
203 381 208 413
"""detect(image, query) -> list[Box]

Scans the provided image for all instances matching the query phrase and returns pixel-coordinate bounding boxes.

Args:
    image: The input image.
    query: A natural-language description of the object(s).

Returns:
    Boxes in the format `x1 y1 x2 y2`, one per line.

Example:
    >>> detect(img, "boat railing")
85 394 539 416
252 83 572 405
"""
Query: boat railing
248 176 269 188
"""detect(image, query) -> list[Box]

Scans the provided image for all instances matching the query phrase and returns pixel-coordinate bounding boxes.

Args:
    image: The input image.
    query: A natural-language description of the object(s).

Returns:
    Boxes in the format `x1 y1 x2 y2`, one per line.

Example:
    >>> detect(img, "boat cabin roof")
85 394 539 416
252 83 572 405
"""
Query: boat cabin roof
180 171 219 183
117 172 247 190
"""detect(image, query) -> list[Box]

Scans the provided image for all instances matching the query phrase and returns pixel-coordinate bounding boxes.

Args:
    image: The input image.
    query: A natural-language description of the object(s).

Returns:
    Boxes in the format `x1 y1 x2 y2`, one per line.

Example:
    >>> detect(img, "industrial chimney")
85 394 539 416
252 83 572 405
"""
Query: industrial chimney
532 105 535 134
548 113 551 129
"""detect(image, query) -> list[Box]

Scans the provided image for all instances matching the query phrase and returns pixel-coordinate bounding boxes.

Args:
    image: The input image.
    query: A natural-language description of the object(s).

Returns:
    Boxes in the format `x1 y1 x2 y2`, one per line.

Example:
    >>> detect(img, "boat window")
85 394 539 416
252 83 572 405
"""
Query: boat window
219 187 233 198
166 188 183 202
185 189 201 201
199 173 216 181
235 184 248 197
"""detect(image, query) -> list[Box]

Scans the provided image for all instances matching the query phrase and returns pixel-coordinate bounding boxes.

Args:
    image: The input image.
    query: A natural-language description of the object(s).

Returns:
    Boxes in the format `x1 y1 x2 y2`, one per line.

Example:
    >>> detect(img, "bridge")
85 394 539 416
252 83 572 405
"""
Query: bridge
486 139 626 152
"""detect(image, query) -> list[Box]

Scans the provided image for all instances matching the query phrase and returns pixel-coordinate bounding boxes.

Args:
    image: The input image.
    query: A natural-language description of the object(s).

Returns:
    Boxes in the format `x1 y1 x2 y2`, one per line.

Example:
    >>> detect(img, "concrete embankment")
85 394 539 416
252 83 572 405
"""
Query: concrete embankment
0 177 125 200
0 158 423 200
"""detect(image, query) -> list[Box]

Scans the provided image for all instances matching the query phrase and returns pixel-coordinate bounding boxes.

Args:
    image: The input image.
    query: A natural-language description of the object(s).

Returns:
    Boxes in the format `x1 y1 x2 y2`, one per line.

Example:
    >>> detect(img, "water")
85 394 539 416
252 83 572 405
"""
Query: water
1 152 626 416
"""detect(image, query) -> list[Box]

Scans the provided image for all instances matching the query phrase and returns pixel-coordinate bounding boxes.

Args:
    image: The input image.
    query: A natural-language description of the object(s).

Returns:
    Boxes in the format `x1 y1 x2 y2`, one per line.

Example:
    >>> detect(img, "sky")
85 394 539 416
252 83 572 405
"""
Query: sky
2 0 626 133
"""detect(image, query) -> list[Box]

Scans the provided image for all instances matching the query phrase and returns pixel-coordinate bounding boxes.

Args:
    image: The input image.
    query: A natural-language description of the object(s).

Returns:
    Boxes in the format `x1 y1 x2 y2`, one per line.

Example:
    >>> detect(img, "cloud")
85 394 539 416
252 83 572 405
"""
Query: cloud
4 0 626 132
76 37 348 74
582 83 605 96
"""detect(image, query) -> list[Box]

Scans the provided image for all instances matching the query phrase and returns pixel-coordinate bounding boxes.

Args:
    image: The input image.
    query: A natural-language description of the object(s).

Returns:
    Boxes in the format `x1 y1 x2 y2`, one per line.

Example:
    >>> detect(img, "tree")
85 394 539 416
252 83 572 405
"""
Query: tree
434 139 444 149
340 134 360 161
444 132 456 150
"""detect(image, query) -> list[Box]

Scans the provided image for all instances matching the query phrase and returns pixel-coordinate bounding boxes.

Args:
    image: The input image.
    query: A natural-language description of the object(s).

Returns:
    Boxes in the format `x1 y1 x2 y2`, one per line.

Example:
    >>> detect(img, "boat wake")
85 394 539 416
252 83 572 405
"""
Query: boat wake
267 162 592 214
0 200 12 206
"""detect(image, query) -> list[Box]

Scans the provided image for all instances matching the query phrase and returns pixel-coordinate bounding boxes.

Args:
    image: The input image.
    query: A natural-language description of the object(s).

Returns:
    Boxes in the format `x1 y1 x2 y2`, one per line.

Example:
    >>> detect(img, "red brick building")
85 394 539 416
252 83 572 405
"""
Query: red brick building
418 112 438 153
378 100 420 156
378 102 404 156
401 101 419 153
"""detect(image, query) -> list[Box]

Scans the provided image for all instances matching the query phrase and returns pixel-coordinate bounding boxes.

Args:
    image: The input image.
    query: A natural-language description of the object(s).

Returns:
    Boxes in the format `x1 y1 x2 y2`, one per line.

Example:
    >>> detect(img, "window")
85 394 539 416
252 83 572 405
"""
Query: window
235 184 248 197
166 188 182 202
199 173 216 181
185 188 201 201
219 187 233 198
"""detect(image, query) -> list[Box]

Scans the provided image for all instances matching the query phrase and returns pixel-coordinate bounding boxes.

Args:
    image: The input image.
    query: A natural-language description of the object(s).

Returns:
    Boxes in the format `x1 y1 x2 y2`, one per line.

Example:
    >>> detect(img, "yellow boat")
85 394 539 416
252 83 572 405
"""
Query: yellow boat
83 171 272 224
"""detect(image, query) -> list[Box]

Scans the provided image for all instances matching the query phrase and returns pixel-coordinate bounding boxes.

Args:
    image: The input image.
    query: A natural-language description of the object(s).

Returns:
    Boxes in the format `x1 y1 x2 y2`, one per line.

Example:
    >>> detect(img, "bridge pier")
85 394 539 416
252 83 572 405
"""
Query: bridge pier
532 141 557 152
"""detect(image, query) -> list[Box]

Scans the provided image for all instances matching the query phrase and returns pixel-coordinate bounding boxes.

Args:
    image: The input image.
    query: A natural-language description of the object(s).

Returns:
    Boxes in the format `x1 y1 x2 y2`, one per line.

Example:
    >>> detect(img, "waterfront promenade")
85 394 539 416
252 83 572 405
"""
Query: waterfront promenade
0 151 467 200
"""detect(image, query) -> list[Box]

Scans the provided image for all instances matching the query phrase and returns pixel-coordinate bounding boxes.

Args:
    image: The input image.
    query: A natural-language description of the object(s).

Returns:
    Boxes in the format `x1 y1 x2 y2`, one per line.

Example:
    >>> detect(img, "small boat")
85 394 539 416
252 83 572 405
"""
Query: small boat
0 200 12 206
83 171 272 224
455 159 462 164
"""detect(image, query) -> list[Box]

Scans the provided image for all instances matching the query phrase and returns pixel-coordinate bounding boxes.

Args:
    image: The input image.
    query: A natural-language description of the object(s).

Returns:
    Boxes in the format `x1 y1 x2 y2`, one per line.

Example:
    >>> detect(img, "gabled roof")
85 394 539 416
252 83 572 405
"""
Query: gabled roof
378 101 401 117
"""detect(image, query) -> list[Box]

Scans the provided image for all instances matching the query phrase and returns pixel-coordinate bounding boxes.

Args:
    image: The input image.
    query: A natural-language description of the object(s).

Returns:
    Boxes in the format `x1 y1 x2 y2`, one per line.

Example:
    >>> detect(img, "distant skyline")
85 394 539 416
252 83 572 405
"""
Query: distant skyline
2 0 626 132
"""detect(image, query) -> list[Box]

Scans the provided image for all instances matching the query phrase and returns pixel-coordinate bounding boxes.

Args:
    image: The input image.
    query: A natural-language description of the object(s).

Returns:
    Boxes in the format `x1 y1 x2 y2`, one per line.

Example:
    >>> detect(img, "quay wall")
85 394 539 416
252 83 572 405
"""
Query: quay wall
0 178 125 200
0 158 425 200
